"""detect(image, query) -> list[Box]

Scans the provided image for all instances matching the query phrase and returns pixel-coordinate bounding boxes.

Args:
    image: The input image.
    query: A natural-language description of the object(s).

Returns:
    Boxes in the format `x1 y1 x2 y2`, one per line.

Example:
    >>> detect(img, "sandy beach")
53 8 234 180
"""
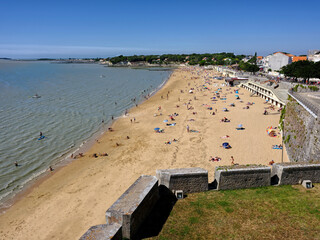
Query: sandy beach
0 67 289 240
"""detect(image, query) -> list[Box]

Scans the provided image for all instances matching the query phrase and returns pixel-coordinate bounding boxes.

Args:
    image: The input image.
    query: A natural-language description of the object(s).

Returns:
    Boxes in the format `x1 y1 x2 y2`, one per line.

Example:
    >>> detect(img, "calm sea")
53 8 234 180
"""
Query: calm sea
0 60 171 208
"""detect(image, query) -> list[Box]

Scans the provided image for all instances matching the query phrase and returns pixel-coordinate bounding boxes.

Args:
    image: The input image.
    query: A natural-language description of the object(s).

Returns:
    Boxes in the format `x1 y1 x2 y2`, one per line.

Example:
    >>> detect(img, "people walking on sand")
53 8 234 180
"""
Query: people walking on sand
231 156 235 165
186 125 190 132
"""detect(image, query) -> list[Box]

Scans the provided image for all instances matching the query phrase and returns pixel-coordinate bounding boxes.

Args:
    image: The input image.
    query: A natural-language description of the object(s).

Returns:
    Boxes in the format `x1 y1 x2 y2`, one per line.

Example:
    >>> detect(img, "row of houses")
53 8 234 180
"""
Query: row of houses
256 50 320 72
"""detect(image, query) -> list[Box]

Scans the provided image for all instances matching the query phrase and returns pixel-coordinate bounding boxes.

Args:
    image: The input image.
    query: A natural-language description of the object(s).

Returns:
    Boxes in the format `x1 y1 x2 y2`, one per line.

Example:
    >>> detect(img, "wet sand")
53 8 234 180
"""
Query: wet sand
0 67 289 240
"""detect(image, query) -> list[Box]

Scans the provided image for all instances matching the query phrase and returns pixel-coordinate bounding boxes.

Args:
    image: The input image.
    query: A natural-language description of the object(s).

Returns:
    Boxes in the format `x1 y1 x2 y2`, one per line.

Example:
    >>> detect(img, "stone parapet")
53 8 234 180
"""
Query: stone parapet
214 165 271 190
156 168 208 193
271 163 320 185
105 175 159 239
79 224 122 240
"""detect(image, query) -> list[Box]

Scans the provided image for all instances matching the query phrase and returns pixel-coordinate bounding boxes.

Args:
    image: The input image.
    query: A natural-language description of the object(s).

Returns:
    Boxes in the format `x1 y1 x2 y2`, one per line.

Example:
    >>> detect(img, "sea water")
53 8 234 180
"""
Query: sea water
0 60 171 208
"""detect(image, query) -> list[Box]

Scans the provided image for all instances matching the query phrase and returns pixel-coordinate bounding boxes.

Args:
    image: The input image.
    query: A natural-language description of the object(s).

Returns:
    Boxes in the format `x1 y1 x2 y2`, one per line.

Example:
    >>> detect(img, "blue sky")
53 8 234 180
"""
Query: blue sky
1 0 319 58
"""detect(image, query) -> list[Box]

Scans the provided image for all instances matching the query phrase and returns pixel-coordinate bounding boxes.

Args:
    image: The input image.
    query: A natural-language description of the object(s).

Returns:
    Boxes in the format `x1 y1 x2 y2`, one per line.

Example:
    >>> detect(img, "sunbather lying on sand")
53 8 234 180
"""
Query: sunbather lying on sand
221 117 230 122
220 135 230 139
209 156 221 162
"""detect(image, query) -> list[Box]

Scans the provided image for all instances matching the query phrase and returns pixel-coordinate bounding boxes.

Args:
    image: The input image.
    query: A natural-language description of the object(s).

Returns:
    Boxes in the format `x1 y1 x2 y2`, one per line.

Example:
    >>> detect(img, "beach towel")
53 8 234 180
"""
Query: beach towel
272 146 283 149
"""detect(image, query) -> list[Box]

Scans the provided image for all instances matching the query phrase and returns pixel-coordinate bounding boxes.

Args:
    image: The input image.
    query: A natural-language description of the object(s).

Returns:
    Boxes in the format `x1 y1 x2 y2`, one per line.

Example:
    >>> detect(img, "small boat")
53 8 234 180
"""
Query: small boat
32 94 41 99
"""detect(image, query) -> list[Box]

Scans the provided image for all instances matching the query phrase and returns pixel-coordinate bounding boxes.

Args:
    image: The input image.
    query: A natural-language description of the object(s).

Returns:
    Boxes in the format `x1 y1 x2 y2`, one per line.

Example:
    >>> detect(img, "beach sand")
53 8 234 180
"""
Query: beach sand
0 67 289 240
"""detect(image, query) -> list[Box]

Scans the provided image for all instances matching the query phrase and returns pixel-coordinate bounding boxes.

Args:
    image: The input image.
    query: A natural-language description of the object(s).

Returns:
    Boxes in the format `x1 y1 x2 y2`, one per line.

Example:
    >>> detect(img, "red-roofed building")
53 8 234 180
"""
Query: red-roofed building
267 52 294 71
292 56 307 62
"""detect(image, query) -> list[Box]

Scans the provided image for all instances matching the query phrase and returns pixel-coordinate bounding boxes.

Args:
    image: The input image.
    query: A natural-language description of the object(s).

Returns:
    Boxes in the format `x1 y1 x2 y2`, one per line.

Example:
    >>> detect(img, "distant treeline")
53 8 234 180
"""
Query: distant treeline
105 53 246 66
281 61 320 81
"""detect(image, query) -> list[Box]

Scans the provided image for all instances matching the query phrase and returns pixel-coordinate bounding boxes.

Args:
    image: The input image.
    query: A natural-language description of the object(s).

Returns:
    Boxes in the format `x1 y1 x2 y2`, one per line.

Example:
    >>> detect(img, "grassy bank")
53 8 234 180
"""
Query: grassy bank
149 184 320 240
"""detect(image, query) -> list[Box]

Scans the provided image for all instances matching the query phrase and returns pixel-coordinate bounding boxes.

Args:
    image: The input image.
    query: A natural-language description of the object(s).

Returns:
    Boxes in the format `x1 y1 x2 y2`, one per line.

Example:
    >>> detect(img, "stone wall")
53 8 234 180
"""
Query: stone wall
80 164 320 239
271 163 320 185
214 165 271 190
156 168 208 193
79 224 122 240
284 97 320 162
105 175 159 239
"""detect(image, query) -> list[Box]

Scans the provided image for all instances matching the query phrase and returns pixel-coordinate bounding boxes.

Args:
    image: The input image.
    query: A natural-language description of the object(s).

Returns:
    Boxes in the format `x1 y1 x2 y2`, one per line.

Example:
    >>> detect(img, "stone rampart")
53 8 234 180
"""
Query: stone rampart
156 168 208 193
271 163 320 185
80 224 122 240
105 175 159 239
80 164 320 239
214 166 271 190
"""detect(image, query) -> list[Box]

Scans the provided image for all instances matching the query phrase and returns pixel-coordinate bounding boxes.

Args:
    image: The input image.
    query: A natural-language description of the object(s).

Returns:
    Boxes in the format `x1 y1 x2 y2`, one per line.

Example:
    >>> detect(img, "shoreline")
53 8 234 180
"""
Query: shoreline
0 67 289 240
0 70 173 215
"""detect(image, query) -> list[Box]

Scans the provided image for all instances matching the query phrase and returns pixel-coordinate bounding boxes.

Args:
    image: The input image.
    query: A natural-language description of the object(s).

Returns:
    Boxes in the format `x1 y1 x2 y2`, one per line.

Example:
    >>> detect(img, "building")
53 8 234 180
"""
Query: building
267 52 293 71
292 56 307 62
308 50 320 62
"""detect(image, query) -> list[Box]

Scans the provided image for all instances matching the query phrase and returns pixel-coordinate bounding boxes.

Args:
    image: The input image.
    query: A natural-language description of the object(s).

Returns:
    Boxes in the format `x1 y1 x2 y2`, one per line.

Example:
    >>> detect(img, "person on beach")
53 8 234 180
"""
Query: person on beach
40 132 43 137
231 156 235 165
186 125 190 132
49 166 54 171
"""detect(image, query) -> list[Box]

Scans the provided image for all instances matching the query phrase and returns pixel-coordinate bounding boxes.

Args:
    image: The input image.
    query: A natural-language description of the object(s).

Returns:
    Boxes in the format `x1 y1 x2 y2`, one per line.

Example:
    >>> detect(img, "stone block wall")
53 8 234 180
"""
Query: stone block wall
284 97 320 162
214 166 271 190
105 175 159 239
79 224 122 240
156 168 208 193
80 164 320 239
271 163 320 185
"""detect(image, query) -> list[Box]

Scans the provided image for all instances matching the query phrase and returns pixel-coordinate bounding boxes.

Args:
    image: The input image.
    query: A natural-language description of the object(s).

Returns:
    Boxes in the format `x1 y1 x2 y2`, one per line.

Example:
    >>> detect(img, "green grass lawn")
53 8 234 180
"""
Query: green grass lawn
148 184 320 240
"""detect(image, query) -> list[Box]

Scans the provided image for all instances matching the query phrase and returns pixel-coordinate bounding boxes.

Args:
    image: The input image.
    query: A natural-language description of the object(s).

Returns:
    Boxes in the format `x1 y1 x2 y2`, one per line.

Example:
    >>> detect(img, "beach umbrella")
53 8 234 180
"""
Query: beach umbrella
154 128 160 131
163 120 168 123
222 142 229 148
238 124 243 128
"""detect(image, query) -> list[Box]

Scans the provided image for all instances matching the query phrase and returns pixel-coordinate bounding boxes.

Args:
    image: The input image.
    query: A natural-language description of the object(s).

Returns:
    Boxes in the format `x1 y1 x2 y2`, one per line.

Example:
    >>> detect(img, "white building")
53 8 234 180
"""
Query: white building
308 50 320 62
267 52 293 71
